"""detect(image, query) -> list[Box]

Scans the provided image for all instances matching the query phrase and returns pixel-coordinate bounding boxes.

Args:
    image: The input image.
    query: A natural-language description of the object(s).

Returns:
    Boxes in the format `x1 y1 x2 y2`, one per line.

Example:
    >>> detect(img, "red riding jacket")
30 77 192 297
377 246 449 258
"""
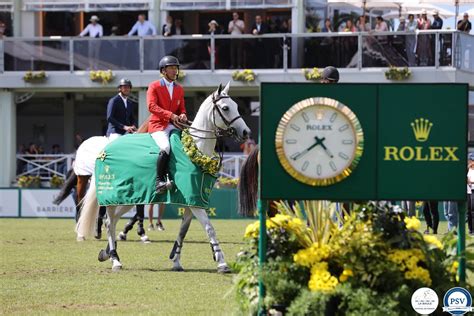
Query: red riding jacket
147 78 186 133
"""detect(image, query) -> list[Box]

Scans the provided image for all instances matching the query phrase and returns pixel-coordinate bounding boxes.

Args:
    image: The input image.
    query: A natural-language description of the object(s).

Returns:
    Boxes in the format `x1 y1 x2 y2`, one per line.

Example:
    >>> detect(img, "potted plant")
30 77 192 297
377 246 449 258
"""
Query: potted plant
23 71 47 83
90 70 115 84
17 175 41 188
50 175 65 188
232 69 256 83
385 66 411 80
302 68 322 81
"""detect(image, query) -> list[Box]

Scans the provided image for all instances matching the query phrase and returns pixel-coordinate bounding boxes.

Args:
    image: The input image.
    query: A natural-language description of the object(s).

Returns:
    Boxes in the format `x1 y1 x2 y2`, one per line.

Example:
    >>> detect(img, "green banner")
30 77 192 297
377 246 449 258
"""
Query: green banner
260 83 467 201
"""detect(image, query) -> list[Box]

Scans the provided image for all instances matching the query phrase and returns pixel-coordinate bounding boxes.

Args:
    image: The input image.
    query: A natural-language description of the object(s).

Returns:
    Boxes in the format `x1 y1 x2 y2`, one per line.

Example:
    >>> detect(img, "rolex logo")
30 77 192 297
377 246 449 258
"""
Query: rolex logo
411 118 433 142
104 165 110 173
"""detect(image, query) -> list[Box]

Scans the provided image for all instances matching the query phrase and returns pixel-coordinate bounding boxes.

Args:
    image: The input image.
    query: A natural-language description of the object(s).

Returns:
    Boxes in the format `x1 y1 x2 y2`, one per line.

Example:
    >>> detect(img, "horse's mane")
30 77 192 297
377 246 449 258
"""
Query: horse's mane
136 116 150 133
238 145 259 217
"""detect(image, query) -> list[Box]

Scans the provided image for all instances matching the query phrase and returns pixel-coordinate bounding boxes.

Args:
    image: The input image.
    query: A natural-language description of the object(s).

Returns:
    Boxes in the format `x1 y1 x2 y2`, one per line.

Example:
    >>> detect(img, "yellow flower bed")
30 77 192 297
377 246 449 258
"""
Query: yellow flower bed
232 69 256 83
302 68 321 81
90 70 114 84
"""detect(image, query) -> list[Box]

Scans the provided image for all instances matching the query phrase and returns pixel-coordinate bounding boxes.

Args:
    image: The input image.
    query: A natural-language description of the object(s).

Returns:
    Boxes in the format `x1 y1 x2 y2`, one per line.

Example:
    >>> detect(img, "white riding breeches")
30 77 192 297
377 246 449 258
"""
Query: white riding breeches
151 124 177 155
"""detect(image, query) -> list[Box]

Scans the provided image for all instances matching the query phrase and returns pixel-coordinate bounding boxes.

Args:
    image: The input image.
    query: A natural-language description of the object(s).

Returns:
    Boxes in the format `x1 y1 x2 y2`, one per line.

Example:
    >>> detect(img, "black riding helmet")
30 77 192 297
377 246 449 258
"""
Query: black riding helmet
159 55 180 72
117 78 132 88
321 66 339 83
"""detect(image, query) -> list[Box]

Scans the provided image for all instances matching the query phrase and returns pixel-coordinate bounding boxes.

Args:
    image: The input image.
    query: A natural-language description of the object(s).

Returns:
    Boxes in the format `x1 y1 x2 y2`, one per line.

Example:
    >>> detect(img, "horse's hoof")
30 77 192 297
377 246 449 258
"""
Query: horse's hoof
217 265 231 274
171 266 184 272
140 235 151 243
112 262 122 272
117 232 127 241
76 235 85 242
98 249 110 262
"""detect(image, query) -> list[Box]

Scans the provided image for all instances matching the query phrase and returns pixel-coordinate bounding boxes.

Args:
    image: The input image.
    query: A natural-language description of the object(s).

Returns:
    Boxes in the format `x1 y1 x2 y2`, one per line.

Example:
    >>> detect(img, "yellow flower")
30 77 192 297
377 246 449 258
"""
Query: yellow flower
423 235 443 249
449 261 459 275
404 216 421 230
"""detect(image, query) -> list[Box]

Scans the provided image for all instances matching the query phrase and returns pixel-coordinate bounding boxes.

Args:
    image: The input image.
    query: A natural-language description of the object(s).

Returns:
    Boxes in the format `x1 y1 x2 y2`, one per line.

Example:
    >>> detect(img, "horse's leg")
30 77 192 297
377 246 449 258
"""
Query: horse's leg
135 205 150 243
169 207 193 272
100 205 132 271
117 205 149 242
95 206 106 239
75 175 90 223
190 207 231 273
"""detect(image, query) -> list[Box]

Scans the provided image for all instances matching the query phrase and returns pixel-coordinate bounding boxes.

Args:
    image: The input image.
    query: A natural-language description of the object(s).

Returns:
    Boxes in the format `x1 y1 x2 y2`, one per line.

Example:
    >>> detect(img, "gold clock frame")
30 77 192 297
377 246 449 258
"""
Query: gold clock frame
275 97 364 186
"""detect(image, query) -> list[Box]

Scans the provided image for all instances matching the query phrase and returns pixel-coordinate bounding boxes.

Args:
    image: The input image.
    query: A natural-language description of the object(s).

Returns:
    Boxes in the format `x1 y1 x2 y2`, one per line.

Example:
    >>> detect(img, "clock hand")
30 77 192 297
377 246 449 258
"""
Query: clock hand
291 137 322 161
319 138 334 158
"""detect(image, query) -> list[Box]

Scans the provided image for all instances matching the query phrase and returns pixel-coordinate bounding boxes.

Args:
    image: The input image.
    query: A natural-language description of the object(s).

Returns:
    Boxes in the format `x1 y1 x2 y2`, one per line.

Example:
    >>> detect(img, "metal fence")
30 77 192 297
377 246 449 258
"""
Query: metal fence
2 30 472 73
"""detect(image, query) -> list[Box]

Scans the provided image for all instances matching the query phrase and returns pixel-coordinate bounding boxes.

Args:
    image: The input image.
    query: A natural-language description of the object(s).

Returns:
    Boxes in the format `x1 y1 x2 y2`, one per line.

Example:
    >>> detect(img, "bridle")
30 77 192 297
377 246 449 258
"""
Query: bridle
174 92 244 141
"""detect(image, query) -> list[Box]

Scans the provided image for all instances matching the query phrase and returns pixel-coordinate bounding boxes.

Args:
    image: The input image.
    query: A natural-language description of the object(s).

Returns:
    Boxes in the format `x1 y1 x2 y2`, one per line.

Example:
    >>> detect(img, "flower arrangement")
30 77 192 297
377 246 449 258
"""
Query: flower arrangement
89 70 114 84
385 66 412 80
215 176 239 189
17 175 41 188
232 69 256 83
181 129 220 176
235 201 473 315
50 175 65 188
23 71 47 83
302 68 322 81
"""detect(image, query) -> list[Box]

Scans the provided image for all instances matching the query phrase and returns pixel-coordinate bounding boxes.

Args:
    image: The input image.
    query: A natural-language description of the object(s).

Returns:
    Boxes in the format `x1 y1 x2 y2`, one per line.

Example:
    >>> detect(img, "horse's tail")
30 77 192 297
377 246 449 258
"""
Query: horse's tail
53 170 77 205
238 146 259 217
75 178 99 237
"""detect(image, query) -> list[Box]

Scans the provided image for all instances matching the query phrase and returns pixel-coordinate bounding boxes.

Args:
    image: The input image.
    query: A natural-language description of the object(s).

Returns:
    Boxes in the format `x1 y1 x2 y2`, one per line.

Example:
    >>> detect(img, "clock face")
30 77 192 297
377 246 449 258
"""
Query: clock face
275 97 364 186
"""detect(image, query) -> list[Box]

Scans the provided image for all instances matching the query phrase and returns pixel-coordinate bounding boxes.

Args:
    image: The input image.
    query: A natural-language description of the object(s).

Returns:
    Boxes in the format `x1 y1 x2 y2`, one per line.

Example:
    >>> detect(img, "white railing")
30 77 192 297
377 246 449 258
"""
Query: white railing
16 154 74 180
220 153 247 178
16 153 247 181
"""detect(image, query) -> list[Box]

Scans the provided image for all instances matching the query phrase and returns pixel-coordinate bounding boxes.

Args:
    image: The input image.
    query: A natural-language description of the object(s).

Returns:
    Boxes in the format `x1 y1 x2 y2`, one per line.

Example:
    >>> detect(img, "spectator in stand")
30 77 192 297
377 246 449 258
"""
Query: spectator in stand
51 144 66 175
228 12 245 69
374 16 389 44
162 16 174 36
0 21 6 38
405 14 417 66
174 18 185 35
397 16 407 31
356 15 370 32
208 20 222 67
322 18 333 32
343 19 357 32
128 13 157 36
17 144 27 174
251 15 269 68
110 26 119 36
26 143 39 173
457 13 472 33
431 10 443 29
417 10 432 66
280 19 290 33
79 15 103 70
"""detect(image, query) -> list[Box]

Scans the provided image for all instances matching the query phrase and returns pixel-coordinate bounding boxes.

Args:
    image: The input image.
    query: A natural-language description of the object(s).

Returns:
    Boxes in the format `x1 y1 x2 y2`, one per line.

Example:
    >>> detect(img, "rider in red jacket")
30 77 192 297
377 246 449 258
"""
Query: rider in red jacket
147 56 187 193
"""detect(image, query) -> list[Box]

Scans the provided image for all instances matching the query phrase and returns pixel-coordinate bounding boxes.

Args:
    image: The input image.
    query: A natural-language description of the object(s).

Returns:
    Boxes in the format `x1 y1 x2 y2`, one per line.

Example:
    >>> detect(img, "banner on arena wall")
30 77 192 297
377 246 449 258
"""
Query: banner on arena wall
0 189 19 217
21 189 76 217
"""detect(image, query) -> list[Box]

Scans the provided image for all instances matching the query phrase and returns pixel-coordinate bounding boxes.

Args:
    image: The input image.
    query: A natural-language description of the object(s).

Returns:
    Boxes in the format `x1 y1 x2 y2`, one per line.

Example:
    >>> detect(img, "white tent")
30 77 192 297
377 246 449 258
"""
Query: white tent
419 0 474 28
383 5 455 19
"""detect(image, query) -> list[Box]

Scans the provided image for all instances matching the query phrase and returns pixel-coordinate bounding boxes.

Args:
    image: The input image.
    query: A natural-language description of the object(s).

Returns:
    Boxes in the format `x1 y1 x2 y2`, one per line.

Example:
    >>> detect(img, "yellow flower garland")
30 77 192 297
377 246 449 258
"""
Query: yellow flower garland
181 129 220 176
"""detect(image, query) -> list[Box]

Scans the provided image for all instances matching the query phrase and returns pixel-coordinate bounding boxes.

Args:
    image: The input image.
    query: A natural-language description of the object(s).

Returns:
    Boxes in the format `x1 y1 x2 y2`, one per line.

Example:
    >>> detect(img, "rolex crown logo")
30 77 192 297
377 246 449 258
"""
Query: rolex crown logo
104 165 110 173
411 118 433 142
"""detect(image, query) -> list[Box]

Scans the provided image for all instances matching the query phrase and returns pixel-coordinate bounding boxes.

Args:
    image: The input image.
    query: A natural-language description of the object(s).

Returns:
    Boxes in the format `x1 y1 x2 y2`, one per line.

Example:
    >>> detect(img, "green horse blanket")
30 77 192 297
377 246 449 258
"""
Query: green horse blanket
95 131 217 209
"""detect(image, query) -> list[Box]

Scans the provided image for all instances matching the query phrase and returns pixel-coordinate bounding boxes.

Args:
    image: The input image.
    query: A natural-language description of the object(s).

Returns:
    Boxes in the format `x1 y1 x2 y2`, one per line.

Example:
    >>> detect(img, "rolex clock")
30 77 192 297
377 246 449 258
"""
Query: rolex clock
275 97 364 186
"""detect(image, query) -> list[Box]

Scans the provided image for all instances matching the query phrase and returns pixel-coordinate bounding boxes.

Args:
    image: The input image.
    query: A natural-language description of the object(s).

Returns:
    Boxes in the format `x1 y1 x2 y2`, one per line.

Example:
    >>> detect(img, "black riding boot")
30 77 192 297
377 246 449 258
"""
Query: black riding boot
156 151 172 194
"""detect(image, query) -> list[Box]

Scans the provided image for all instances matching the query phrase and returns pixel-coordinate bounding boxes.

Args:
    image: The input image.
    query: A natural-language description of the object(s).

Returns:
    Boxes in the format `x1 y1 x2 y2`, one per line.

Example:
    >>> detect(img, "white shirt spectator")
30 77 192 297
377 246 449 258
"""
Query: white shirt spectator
128 20 157 36
228 19 245 35
79 23 103 38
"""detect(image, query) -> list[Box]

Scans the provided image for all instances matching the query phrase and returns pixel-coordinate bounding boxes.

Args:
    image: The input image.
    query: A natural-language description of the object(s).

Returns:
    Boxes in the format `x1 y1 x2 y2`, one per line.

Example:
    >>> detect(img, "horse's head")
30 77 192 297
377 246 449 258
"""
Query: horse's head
211 82 251 141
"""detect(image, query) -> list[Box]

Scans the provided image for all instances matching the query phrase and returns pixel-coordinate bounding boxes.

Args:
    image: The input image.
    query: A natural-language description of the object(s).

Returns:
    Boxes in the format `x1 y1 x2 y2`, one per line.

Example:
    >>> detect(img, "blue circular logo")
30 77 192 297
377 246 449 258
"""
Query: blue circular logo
443 287 473 315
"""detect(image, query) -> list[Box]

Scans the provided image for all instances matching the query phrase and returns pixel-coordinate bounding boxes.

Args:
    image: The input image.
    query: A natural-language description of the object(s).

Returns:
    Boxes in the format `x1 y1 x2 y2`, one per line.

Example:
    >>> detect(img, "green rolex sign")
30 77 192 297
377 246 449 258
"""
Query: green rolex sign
260 83 468 201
